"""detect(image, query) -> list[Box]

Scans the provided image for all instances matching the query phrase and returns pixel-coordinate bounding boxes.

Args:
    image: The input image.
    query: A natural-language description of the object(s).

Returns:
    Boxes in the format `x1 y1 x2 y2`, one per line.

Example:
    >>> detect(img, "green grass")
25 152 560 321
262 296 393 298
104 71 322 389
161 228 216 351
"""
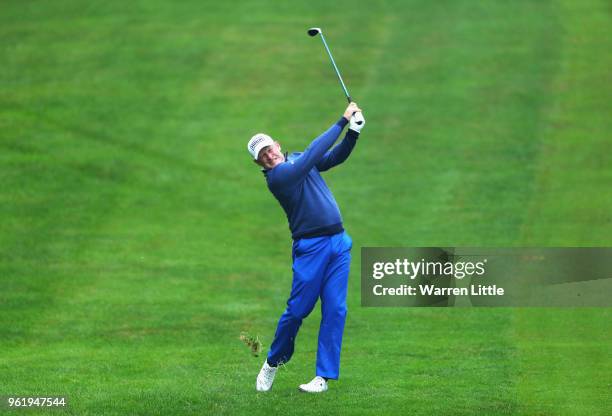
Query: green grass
1 0 610 414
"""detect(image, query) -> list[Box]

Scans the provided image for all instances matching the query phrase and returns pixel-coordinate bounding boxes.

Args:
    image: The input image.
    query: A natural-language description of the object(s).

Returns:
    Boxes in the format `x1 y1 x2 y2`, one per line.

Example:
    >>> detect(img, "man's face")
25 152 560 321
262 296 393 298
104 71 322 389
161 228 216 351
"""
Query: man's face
256 142 284 170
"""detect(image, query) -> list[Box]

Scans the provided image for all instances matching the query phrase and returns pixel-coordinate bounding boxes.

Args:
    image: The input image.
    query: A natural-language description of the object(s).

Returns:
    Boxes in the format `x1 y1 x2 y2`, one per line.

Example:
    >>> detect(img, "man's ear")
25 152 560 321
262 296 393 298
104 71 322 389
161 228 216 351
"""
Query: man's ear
275 141 281 151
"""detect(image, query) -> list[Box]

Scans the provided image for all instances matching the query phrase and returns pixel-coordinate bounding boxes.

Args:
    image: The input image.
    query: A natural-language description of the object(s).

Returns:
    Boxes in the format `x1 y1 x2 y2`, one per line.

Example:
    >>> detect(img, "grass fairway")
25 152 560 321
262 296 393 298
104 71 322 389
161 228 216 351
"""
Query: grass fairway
1 0 610 415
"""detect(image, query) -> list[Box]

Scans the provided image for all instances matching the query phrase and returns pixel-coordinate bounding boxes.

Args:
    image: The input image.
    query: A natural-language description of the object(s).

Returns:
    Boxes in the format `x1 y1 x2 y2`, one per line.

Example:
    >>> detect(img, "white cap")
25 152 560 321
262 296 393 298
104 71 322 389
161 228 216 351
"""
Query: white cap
247 133 274 160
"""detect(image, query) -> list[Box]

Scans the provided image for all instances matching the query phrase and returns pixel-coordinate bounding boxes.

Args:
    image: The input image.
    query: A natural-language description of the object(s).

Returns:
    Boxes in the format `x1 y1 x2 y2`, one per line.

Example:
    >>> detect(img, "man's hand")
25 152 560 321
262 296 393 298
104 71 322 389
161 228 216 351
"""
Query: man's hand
349 111 365 133
343 102 362 121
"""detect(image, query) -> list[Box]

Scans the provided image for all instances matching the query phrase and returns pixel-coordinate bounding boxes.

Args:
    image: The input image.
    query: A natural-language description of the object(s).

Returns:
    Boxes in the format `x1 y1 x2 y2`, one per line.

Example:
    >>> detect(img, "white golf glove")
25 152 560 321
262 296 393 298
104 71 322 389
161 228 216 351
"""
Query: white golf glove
349 112 365 133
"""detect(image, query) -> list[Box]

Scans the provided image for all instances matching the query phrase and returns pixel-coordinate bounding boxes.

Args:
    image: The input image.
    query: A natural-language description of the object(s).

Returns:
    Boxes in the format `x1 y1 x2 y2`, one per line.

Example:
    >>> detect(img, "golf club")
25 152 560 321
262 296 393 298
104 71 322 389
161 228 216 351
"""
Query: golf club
307 27 364 125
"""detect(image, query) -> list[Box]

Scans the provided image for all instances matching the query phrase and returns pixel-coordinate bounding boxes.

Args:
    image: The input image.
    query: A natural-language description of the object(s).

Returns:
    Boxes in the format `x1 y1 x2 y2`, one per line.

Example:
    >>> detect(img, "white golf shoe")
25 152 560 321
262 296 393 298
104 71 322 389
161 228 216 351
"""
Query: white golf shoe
256 360 277 392
298 376 328 393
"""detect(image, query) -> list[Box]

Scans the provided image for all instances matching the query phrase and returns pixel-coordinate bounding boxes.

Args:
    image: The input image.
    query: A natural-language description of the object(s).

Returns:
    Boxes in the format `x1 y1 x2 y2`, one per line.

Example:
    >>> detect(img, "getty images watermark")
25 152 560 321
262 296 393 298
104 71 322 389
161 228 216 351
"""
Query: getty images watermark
361 248 612 307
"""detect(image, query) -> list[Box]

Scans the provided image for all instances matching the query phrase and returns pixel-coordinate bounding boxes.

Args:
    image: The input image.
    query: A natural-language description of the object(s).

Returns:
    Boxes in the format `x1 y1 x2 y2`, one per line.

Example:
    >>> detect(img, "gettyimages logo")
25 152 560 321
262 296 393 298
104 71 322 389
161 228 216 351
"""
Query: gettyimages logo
361 247 612 307
372 258 487 280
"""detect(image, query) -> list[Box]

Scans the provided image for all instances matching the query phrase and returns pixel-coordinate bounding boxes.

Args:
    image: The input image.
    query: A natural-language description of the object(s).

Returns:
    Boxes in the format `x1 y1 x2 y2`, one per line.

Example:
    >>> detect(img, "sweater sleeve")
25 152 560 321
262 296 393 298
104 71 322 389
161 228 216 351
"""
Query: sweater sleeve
316 129 359 172
268 117 348 188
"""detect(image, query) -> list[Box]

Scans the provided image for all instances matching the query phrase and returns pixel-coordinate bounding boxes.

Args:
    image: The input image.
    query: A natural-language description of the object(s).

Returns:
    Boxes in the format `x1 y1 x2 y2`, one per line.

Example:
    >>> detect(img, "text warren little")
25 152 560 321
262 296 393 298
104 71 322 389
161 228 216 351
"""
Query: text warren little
372 284 505 296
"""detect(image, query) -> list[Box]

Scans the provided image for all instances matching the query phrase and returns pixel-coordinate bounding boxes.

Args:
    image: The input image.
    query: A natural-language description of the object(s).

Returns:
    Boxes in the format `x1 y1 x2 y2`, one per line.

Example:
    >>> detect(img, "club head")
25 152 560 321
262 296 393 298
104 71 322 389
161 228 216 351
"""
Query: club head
307 27 322 37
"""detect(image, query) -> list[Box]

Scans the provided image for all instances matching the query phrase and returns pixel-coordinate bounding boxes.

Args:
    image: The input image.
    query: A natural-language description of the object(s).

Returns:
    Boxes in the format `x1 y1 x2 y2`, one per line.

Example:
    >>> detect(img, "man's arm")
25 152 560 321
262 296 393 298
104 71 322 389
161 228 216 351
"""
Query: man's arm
270 117 348 187
268 103 361 188
316 110 366 172
316 129 359 172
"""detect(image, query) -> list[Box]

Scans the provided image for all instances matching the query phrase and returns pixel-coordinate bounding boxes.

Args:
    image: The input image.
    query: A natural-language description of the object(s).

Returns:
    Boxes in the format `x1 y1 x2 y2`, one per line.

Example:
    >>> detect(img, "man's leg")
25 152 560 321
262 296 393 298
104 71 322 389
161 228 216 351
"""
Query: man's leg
315 232 352 380
267 236 332 367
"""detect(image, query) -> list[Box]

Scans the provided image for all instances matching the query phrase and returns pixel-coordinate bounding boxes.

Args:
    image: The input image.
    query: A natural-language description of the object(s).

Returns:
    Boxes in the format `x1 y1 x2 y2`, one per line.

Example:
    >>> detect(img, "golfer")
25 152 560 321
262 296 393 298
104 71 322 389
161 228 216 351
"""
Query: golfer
247 102 365 393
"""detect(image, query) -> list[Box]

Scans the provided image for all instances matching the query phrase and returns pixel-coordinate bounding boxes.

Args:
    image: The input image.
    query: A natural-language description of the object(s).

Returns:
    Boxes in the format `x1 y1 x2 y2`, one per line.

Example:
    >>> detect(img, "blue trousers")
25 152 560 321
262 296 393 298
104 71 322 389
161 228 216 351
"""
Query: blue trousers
267 231 352 380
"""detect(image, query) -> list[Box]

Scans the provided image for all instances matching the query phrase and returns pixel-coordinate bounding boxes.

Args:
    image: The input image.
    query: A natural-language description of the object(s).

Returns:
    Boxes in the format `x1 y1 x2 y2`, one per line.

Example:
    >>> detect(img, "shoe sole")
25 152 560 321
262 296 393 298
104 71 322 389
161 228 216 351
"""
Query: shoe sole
298 387 327 393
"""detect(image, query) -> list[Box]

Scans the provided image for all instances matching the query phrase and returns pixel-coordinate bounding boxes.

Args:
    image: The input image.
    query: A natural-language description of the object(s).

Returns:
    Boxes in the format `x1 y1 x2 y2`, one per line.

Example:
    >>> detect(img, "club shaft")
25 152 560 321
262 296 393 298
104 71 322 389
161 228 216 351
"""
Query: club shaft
319 33 351 102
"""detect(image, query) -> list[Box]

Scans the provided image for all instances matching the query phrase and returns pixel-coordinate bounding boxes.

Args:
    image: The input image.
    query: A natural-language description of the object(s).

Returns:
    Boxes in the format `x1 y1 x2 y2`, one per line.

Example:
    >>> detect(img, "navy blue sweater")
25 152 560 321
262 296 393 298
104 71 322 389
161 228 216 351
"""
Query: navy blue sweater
263 117 359 240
